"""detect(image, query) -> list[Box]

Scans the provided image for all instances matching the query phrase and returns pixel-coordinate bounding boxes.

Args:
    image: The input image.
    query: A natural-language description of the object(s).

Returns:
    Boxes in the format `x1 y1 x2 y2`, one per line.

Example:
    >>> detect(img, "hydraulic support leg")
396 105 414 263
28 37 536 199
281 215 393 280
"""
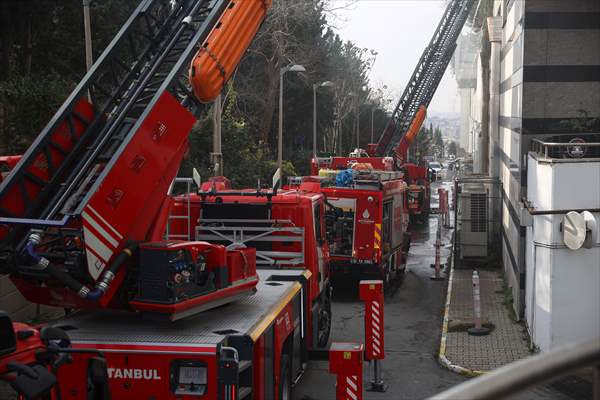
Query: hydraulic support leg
329 342 364 400
359 280 387 392
430 216 445 281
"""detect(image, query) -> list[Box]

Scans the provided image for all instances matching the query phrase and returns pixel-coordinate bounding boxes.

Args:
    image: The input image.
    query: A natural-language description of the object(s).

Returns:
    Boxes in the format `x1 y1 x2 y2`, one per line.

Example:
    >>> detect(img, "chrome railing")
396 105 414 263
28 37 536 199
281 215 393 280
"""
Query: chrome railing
195 219 305 266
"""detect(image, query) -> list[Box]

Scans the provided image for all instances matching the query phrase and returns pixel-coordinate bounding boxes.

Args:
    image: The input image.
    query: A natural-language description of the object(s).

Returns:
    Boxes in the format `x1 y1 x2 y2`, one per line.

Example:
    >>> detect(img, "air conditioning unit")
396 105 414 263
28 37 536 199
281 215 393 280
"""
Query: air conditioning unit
458 183 488 258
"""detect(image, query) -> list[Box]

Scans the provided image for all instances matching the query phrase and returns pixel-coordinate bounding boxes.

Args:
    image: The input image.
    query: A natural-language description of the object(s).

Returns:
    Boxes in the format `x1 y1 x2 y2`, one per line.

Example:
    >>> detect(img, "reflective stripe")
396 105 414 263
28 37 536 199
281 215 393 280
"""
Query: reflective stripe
87 205 123 239
85 247 106 280
84 227 113 262
374 223 382 249
82 211 119 248
346 376 357 391
346 375 358 400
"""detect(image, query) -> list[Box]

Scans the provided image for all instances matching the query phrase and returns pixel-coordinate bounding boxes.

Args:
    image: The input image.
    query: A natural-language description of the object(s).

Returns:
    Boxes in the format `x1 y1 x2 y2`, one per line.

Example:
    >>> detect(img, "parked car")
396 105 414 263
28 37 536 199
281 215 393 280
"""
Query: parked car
429 161 443 180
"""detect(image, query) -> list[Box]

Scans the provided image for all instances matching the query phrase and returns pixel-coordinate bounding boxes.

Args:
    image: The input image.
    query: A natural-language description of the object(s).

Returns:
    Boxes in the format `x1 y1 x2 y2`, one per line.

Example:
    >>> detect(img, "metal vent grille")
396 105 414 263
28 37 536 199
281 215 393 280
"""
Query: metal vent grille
470 193 487 233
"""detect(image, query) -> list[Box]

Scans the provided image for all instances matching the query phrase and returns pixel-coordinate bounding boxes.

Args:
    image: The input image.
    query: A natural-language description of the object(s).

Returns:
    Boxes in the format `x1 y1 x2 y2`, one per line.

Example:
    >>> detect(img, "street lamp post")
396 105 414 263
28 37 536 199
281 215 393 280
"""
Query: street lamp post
356 100 360 149
83 0 93 102
341 92 356 156
83 0 93 72
278 64 306 172
371 107 376 144
313 81 335 158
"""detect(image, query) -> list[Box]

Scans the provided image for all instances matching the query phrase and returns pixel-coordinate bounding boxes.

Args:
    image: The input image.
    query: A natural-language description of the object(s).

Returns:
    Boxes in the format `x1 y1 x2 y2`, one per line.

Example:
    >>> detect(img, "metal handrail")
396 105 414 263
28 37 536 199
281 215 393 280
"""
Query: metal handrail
166 177 194 241
531 135 600 159
195 223 305 266
430 339 600 400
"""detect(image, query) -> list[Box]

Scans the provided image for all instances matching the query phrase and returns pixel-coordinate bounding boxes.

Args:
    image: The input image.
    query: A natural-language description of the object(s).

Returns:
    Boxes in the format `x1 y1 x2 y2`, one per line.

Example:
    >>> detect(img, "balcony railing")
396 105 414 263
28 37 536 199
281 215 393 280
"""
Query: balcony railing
531 134 600 160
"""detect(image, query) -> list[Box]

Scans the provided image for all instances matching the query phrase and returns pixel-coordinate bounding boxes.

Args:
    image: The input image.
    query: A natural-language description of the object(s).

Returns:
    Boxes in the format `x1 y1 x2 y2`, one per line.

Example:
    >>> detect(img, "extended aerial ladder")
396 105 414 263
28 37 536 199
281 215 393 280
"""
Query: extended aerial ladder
375 0 476 162
0 0 271 319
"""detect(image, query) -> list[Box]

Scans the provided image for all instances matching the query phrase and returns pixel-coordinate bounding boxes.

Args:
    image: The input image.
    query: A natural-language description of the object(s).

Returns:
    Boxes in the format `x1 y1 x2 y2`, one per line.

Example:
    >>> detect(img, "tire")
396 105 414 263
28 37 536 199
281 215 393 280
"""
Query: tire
317 287 332 348
279 354 292 400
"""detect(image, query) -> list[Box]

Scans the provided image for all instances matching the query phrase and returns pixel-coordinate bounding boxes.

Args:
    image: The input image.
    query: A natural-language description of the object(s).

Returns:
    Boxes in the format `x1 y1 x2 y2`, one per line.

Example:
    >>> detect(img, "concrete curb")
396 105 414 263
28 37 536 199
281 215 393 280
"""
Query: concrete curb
437 254 487 377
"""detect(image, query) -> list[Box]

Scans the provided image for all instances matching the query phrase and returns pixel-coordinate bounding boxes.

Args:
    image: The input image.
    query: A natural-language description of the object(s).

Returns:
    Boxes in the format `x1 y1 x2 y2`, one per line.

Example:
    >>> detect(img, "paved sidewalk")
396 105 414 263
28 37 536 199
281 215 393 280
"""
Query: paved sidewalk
439 268 531 375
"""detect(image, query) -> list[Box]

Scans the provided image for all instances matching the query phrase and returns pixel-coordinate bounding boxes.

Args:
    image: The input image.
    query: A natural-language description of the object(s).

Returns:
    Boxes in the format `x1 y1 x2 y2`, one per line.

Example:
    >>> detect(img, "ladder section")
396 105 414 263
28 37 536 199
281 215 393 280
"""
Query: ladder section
0 0 184 222
0 0 230 250
375 0 476 157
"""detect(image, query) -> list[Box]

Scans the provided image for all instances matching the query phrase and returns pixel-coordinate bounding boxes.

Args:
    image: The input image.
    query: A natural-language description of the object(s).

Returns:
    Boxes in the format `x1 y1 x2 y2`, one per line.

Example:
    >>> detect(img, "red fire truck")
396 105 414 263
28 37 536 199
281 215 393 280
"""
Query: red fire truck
44 179 332 400
313 107 432 225
402 162 431 224
304 165 410 285
0 0 330 398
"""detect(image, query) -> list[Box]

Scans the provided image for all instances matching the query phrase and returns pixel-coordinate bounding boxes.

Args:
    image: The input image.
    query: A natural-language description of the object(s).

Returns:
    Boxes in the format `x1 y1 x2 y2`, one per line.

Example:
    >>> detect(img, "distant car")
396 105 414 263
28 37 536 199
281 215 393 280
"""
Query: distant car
429 161 443 181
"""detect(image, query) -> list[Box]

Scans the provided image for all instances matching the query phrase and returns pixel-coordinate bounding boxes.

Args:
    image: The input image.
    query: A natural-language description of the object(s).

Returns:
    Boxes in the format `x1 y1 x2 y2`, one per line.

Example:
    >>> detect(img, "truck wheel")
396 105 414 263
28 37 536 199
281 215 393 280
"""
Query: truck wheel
317 290 332 348
279 354 292 400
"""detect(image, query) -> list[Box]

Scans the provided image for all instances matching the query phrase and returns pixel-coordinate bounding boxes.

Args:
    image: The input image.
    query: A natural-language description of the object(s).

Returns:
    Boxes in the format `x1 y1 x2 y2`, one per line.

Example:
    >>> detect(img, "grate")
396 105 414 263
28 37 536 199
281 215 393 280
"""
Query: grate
470 193 487 233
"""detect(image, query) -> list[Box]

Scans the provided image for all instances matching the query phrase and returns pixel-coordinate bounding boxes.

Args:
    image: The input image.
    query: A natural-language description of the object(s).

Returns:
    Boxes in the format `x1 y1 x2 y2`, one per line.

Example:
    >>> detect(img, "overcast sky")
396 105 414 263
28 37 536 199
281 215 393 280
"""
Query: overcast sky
330 0 460 115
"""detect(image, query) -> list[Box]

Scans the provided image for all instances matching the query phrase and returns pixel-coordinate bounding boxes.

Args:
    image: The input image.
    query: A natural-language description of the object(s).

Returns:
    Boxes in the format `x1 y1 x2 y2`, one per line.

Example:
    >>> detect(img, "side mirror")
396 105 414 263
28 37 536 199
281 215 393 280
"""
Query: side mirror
87 357 111 400
0 311 16 356
40 326 71 348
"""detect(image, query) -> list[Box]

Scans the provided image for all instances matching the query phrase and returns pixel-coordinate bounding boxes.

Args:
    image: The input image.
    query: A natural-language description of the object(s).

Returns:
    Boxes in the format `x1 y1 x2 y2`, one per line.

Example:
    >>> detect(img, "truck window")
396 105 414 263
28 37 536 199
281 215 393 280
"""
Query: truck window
313 203 322 243
325 198 355 257
382 201 392 255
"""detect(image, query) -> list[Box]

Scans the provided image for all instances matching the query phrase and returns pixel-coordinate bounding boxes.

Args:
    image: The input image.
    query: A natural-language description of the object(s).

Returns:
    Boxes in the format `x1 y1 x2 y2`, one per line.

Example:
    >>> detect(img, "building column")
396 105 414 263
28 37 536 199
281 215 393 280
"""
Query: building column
487 16 502 179
459 88 472 152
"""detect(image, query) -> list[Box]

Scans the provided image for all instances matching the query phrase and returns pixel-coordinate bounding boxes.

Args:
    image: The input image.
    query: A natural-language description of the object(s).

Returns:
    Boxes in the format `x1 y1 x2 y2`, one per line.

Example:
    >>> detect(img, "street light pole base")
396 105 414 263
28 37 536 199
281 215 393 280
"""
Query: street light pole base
468 327 490 336
367 381 388 392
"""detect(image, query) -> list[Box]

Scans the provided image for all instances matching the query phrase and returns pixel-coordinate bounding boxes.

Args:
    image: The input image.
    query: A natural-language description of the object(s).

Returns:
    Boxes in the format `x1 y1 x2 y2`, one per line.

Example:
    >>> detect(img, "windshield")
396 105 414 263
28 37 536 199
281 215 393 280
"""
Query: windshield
429 162 441 169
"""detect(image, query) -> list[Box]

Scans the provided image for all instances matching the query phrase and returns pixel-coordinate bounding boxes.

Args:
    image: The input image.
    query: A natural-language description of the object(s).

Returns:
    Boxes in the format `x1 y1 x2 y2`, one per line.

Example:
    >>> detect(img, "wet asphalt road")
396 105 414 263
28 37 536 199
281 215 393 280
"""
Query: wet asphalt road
294 179 466 400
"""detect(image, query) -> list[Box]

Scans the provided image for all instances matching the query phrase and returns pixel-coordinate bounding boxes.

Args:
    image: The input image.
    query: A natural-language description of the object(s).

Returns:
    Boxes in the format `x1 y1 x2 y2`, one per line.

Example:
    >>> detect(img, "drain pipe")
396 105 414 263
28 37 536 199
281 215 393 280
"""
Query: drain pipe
23 232 135 301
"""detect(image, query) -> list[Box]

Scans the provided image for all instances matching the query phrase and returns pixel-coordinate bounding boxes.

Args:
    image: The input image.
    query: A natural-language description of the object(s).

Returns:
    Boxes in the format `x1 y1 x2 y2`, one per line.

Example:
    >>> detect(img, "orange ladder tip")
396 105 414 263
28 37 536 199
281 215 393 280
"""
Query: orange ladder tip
190 0 272 102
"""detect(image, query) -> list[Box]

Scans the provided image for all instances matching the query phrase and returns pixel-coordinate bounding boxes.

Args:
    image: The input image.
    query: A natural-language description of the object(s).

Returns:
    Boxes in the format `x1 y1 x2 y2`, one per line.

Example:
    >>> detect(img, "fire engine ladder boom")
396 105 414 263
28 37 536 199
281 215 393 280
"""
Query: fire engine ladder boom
0 0 230 252
375 0 476 157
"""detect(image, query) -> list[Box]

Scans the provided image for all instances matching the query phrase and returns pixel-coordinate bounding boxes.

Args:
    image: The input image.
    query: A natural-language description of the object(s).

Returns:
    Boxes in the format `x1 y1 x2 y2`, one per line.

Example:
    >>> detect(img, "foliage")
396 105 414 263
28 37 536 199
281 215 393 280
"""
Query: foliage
0 0 385 187
0 70 72 153
447 141 458 156
408 122 456 161
0 0 136 154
